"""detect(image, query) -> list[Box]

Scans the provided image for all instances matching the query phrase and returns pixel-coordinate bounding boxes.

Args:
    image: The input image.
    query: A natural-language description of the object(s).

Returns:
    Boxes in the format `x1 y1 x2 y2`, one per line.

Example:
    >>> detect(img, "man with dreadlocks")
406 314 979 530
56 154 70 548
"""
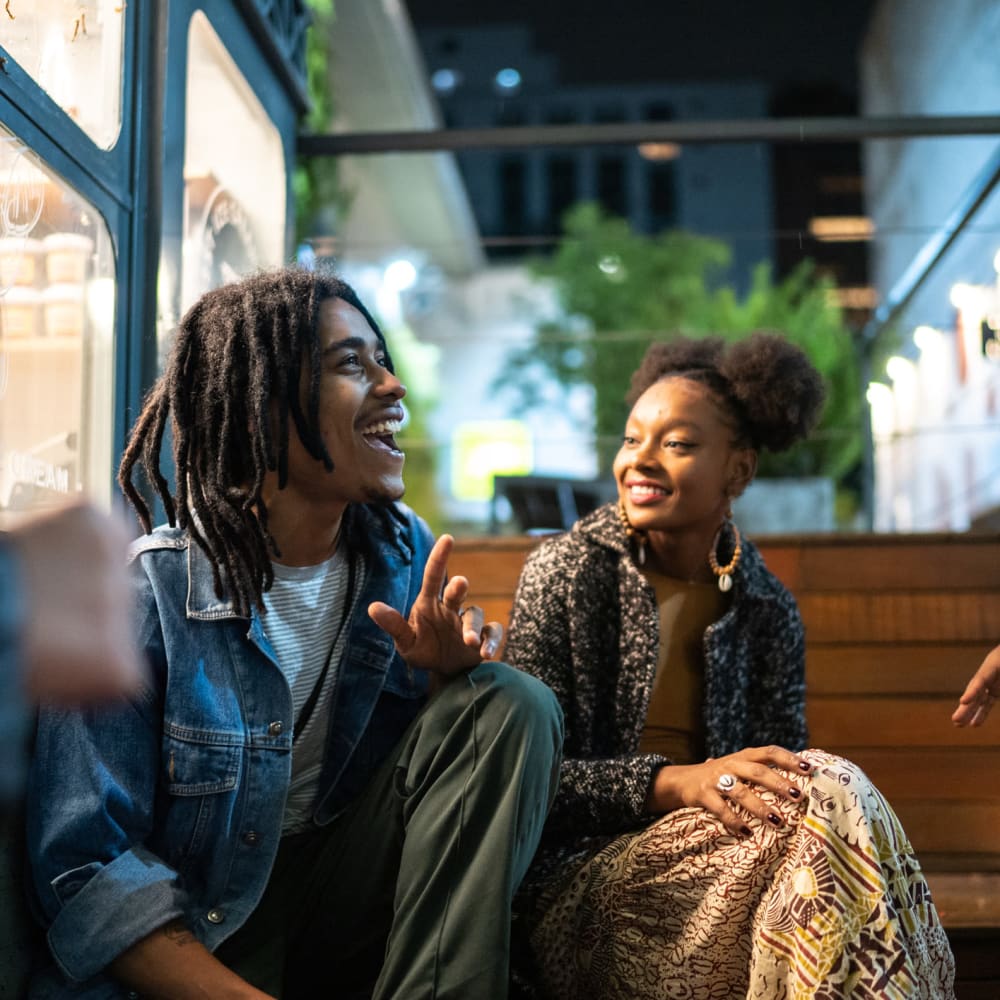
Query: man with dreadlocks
25 267 563 999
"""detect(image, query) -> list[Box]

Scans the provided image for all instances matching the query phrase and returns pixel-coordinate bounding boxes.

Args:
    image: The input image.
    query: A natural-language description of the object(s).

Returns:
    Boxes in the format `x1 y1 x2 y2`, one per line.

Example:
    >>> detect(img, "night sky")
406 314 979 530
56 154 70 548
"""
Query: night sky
405 0 877 99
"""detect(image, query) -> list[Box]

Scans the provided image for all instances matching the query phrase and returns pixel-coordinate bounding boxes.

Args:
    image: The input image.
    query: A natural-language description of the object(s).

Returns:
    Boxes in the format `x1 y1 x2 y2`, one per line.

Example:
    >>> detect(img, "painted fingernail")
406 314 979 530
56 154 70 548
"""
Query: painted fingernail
798 760 812 772
788 786 801 799
740 825 753 837
767 813 783 827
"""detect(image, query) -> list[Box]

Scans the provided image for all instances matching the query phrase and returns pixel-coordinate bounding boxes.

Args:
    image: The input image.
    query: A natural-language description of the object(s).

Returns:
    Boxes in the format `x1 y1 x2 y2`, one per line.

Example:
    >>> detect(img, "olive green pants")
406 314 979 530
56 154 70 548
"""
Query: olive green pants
215 661 562 999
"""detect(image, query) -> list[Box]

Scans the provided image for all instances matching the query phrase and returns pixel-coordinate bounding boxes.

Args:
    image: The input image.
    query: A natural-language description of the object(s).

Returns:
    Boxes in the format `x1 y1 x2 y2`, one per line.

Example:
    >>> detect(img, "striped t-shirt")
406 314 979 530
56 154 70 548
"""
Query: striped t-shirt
261 549 363 833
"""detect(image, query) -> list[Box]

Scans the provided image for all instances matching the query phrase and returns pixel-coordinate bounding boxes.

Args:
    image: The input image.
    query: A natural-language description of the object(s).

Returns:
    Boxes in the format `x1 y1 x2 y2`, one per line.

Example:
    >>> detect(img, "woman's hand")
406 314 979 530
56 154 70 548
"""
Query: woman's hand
645 745 813 838
952 644 1000 727
368 534 504 676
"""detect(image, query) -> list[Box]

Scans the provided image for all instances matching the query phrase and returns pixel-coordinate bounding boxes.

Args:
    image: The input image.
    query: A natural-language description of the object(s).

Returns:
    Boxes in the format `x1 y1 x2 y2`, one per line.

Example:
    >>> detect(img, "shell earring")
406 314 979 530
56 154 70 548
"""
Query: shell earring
708 517 742 592
617 501 646 566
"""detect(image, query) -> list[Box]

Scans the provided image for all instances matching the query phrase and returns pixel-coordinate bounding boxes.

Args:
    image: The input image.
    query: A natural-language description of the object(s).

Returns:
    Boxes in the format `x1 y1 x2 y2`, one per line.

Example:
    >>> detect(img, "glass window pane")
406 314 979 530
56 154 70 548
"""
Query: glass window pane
173 12 287 324
0 129 117 524
0 0 125 149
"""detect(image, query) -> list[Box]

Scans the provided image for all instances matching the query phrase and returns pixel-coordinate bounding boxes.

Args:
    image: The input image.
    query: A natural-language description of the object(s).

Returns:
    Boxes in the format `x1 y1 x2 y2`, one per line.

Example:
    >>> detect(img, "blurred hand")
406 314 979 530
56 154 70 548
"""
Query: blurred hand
11 501 144 705
952 645 1000 727
368 533 504 676
645 745 813 838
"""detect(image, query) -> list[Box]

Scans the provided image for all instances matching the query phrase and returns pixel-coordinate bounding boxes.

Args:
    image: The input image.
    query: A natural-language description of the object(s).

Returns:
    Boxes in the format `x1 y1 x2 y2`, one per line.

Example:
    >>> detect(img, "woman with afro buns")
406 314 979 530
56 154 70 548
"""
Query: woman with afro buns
506 333 955 999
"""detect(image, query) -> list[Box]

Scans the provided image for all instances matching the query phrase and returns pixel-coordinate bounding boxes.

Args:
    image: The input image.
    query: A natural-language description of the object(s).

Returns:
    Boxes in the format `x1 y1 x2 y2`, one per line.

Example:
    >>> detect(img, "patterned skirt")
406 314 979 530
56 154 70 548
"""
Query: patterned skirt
522 751 955 999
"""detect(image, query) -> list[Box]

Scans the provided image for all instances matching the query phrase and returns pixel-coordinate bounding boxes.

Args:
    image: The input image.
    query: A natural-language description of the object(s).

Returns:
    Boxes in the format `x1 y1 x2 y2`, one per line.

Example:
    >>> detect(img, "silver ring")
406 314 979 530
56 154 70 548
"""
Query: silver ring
716 773 737 795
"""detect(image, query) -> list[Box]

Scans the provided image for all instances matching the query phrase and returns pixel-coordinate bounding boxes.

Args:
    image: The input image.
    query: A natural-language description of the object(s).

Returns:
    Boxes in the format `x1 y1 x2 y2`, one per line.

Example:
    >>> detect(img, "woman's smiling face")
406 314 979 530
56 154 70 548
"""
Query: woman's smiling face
613 375 754 538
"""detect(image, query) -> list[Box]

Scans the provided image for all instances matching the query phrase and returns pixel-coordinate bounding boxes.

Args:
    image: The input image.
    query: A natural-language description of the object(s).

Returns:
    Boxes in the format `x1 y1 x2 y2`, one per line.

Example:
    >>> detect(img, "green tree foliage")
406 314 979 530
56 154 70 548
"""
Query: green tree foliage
294 0 351 243
493 202 864 511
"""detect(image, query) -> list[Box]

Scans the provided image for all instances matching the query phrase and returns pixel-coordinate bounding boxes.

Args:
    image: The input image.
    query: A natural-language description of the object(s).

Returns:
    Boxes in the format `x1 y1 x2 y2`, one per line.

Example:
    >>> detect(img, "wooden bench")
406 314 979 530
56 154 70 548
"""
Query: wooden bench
452 531 1000 997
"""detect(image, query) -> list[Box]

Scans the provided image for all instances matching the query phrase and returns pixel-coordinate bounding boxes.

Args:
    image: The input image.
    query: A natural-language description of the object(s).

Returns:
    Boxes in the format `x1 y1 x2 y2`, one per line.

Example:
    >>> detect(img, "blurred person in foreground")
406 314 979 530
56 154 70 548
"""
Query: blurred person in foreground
25 266 562 999
0 502 141 803
952 644 1000 727
505 333 955 999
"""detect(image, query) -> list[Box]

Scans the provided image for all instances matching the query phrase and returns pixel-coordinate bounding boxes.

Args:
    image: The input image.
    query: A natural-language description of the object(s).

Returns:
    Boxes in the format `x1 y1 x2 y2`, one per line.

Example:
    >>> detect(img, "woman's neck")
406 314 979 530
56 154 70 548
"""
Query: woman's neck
644 526 720 584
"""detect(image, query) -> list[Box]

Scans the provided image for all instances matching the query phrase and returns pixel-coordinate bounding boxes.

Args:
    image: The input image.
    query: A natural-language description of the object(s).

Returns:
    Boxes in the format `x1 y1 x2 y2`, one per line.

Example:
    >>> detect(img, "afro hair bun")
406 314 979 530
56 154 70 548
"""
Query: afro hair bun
627 332 826 453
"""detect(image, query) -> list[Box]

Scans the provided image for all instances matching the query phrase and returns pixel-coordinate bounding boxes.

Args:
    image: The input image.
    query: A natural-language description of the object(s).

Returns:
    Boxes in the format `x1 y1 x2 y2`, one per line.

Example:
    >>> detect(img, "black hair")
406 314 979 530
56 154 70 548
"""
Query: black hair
626 332 826 452
119 266 400 616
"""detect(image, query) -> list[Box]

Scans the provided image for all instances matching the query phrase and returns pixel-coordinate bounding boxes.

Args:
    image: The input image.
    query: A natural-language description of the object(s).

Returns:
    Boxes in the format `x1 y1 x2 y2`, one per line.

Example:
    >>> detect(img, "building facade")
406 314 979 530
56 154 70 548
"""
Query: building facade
861 0 1000 531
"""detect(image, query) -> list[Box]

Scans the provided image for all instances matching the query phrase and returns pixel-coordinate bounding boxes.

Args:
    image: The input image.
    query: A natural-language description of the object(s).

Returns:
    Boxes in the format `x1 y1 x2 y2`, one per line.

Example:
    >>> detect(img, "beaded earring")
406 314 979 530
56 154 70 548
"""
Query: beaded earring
708 517 742 592
617 501 647 566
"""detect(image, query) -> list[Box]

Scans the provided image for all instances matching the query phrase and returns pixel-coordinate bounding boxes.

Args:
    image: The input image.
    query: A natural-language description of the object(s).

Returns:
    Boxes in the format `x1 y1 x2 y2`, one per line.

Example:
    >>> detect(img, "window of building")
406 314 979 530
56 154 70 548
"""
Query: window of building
499 156 526 235
495 103 526 127
545 106 577 125
546 156 577 233
643 101 674 122
0 129 117 522
0 0 125 149
593 103 624 123
647 162 677 232
597 156 627 217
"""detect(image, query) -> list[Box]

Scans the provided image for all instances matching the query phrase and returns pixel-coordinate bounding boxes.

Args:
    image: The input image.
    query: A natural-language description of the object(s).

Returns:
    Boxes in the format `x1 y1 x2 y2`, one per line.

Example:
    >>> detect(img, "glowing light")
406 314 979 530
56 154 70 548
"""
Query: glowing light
866 382 895 438
949 282 976 310
866 382 893 407
451 420 532 502
913 326 940 352
494 67 522 92
807 216 875 242
637 142 681 161
886 355 915 382
382 258 417 293
431 68 461 95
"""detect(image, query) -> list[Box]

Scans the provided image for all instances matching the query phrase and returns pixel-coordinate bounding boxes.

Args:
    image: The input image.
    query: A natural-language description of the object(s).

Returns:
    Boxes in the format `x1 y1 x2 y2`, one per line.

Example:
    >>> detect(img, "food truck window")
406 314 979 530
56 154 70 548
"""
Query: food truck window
177 11 286 321
0 129 116 524
0 0 126 150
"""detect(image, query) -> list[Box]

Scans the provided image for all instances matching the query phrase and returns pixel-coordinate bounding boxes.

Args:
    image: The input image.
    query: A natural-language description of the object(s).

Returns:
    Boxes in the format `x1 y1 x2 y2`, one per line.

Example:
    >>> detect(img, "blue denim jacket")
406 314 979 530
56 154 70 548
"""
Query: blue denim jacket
26 504 433 993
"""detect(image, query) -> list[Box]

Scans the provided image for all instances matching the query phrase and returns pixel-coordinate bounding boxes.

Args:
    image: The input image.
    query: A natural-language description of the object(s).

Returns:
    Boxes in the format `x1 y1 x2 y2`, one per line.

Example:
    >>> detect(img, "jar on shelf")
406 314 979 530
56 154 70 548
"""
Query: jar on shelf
42 283 85 338
0 237 44 289
42 233 94 285
0 286 43 338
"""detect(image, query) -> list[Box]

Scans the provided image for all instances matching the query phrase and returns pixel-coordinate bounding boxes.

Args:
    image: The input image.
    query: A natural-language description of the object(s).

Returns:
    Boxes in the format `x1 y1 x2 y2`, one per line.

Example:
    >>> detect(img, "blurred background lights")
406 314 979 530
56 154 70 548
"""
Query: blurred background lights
886 355 915 383
949 282 976 310
913 325 940 353
494 67 522 92
430 68 461 95
382 258 418 293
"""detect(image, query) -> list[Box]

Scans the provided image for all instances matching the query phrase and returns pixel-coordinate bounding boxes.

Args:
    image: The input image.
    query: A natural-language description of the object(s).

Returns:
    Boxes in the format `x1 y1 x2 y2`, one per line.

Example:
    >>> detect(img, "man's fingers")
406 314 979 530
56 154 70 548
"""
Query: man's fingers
419 534 454 603
441 574 469 613
480 622 504 659
368 602 413 651
460 605 484 646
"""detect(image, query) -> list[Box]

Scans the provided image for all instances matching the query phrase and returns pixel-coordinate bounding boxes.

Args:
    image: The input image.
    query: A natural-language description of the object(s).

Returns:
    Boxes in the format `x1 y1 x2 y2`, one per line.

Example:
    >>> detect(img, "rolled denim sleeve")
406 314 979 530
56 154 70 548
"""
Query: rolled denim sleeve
25 563 184 983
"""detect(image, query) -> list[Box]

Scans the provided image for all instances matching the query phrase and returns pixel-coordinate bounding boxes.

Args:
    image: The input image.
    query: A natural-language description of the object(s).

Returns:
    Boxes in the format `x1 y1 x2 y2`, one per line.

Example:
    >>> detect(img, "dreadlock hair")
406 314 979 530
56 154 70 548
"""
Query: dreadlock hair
119 265 399 617
626 332 826 453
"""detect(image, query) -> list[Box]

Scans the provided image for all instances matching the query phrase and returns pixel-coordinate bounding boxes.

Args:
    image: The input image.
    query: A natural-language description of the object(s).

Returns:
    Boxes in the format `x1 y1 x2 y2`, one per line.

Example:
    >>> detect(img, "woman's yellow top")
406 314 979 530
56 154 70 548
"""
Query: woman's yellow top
637 569 729 765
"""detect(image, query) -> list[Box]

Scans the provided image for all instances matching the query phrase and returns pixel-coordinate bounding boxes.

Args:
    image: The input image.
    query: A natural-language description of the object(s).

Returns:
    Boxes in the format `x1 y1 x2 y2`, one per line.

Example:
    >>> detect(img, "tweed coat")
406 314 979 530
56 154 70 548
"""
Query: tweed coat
504 501 808 852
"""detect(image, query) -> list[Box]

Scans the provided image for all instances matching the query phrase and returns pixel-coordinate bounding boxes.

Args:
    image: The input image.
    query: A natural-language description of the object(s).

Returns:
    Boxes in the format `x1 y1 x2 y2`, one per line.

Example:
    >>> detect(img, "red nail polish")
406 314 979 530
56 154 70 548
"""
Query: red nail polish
768 813 782 826
788 787 801 799
798 760 812 772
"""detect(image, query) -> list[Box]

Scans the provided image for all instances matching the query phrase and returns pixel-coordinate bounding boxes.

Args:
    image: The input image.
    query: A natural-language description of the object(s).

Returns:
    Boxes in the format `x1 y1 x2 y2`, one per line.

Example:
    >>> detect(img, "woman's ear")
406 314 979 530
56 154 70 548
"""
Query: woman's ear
727 448 757 499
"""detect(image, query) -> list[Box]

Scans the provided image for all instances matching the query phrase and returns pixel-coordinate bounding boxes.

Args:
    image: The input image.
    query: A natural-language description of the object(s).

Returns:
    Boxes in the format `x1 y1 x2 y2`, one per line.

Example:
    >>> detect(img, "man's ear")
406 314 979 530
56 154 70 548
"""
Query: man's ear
728 448 757 499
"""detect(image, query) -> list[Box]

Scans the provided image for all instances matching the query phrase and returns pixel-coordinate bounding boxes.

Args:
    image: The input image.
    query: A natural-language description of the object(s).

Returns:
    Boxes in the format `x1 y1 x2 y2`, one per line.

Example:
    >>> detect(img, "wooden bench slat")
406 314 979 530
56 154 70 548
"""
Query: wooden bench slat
796 543 1000 590
809 696 1000 747
889 801 1000 858
807 644 996 694
799 593 1000 643
832 748 1000 799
